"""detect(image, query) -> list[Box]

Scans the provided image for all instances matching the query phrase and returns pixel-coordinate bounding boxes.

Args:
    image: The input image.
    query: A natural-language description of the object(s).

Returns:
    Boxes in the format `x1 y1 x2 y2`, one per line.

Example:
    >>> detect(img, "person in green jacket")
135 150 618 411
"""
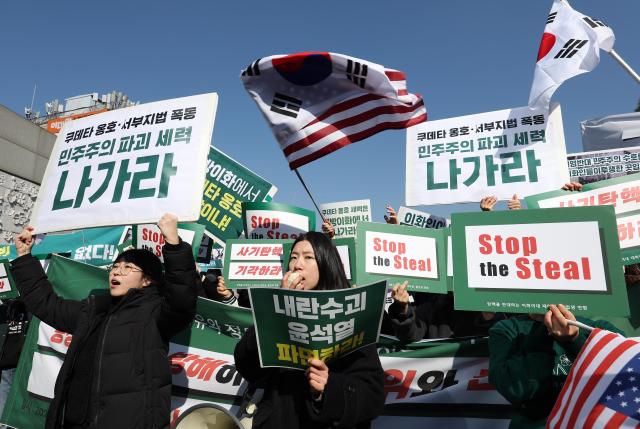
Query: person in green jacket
489 304 622 429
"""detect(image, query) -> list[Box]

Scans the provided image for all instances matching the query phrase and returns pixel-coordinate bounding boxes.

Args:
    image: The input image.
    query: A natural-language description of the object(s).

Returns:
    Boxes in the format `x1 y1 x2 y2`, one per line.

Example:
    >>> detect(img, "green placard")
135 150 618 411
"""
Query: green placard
242 201 316 240
249 280 387 370
223 239 293 288
525 172 640 265
356 222 447 293
198 146 277 246
281 237 357 286
0 260 19 299
132 222 205 261
451 206 628 316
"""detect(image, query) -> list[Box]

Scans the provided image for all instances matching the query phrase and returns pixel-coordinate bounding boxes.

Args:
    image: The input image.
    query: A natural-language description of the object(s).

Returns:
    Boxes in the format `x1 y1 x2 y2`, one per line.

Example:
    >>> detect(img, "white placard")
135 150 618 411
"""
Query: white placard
228 262 283 280
32 93 218 233
398 206 449 229
229 242 283 261
245 210 309 239
319 199 371 238
364 231 439 279
406 103 569 205
136 224 196 262
464 222 606 291
336 244 352 280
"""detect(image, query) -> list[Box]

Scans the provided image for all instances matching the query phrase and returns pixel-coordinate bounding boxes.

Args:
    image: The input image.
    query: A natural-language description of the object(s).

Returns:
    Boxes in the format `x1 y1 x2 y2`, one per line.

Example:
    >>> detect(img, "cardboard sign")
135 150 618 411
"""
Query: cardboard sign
567 146 640 185
451 207 628 316
526 172 640 265
319 199 371 238
406 103 569 205
222 239 292 288
397 206 449 229
242 202 316 240
31 93 218 233
249 280 387 370
132 223 205 262
198 146 277 246
356 222 447 293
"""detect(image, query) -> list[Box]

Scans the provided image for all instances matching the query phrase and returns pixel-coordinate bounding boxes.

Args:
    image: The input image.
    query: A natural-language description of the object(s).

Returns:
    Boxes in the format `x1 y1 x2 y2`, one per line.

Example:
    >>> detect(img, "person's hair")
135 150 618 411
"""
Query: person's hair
289 231 350 290
113 249 164 286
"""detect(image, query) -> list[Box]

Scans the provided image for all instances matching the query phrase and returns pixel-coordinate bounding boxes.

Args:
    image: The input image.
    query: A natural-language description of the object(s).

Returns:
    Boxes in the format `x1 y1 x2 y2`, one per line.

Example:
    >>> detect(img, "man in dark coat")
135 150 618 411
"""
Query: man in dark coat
10 213 198 429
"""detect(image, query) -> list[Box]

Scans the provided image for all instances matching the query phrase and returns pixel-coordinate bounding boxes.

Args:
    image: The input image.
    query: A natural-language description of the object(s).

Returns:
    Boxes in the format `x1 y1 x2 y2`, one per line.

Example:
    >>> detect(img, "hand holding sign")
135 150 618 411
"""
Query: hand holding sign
157 213 180 245
307 358 329 397
507 194 521 211
391 281 410 315
14 227 36 257
480 196 498 212
561 182 583 192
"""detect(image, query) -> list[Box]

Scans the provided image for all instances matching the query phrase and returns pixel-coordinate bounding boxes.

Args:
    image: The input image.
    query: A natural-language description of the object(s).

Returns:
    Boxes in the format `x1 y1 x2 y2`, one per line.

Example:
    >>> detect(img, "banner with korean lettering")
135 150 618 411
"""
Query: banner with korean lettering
0 261 18 299
249 280 387 370
282 237 357 286
31 93 218 234
406 103 569 205
132 222 204 262
242 202 316 240
319 199 371 238
199 146 278 246
451 207 628 316
223 239 291 288
567 146 640 185
397 206 449 229
0 226 129 266
357 222 447 293
526 172 640 265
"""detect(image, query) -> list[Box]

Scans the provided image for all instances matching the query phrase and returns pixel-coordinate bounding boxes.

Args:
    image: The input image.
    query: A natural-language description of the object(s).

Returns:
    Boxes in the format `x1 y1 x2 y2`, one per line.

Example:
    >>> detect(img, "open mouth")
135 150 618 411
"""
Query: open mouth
110 279 121 287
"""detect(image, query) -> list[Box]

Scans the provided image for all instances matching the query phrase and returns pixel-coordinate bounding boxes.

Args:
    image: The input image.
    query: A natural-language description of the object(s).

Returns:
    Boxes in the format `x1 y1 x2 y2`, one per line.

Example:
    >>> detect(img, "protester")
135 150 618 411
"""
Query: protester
234 231 385 429
489 304 621 429
480 194 521 211
198 268 238 306
10 213 198 429
383 204 399 224
321 219 335 239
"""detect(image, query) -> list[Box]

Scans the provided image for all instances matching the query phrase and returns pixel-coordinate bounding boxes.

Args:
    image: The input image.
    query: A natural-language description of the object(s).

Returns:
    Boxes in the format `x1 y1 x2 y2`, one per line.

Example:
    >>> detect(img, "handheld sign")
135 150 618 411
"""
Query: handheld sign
567 146 640 185
451 207 628 316
199 146 278 246
356 222 447 293
223 239 292 288
406 103 569 205
249 280 387 370
242 202 315 240
31 93 218 234
0 261 18 299
132 223 205 262
319 199 371 238
526 172 640 265
397 206 449 229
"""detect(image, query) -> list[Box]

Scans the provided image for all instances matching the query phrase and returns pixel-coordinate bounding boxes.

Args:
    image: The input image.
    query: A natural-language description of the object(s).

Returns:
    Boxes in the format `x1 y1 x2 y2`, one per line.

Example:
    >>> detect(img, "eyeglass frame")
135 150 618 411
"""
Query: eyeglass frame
108 263 144 276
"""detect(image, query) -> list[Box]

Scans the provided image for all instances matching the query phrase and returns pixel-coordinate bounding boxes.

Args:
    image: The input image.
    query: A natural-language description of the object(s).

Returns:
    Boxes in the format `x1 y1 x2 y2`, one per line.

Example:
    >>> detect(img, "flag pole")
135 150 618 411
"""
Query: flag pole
608 49 640 85
293 169 326 222
568 319 594 332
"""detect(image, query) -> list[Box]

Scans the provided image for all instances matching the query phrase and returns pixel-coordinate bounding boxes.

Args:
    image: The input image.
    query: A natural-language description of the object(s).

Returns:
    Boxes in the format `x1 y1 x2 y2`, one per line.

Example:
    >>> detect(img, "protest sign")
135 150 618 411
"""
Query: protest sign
397 206 449 229
199 146 277 246
31 93 218 234
0 261 18 299
132 223 205 262
444 228 454 291
406 103 569 205
222 239 291 288
451 207 628 316
525 172 640 264
567 146 640 185
249 280 387 370
319 199 371 238
282 237 357 286
356 222 447 293
242 202 315 239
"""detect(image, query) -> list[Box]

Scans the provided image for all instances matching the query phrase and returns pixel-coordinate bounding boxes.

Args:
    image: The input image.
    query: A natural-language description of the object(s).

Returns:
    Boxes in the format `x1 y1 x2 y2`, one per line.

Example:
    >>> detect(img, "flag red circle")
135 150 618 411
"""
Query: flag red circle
537 32 556 62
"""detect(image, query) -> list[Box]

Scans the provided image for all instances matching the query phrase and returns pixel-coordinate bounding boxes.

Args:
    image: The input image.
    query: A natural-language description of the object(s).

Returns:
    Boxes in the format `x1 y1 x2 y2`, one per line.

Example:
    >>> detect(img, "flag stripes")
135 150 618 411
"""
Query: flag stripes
270 93 302 118
554 39 588 59
547 12 557 24
242 59 261 77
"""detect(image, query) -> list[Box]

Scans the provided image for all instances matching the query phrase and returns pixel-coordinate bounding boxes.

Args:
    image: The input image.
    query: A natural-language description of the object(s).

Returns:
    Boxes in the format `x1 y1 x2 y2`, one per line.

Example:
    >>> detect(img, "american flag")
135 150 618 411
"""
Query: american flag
241 52 427 169
547 328 640 429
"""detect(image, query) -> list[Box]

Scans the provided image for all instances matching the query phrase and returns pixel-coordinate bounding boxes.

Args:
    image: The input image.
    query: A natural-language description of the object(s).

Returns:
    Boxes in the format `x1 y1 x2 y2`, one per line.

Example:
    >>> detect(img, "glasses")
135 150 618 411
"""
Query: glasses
109 264 143 276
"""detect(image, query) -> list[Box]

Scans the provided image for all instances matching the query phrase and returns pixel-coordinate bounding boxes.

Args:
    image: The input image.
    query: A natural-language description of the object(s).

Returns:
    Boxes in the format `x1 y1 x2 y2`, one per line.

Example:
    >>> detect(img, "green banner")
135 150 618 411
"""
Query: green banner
242 201 316 240
451 207 629 316
222 239 291 288
198 146 277 245
356 222 447 293
249 280 387 370
525 172 640 265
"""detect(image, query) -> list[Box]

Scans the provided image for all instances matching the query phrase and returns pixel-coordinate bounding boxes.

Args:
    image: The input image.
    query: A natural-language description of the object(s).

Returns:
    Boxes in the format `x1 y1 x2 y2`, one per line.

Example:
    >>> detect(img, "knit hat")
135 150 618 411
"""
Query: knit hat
114 249 164 285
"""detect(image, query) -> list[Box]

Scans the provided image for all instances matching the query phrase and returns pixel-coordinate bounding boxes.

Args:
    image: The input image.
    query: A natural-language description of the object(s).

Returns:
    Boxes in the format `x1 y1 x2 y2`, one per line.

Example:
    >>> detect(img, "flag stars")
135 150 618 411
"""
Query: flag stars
607 395 613 401
634 397 640 403
633 386 639 392
627 367 634 373
622 401 628 408
617 381 623 386
619 391 626 397
631 376 636 382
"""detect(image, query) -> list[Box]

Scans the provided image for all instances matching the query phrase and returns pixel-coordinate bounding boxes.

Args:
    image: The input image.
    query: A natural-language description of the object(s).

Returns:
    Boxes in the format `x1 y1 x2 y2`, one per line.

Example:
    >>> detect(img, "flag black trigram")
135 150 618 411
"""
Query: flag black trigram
346 59 368 88
583 16 607 29
270 93 302 118
547 12 557 24
554 39 588 59
242 59 261 77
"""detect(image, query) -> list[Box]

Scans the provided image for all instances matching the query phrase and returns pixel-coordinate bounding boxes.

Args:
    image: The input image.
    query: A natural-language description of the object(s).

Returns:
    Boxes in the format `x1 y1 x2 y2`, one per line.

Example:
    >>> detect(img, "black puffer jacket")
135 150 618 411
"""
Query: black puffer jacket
10 241 198 429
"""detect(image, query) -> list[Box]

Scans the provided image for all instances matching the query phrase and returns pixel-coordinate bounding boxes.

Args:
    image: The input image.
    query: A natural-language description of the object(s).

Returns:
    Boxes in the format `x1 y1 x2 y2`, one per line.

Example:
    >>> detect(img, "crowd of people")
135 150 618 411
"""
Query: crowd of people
0 181 635 429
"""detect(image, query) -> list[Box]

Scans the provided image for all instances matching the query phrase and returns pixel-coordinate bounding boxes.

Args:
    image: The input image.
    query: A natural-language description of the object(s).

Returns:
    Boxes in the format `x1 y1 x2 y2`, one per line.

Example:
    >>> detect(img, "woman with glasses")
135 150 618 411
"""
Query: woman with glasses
10 213 198 429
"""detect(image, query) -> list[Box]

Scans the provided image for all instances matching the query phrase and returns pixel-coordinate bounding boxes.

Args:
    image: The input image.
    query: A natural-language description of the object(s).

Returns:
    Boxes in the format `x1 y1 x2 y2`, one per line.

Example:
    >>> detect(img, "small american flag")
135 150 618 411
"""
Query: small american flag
547 328 640 429
241 52 426 169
